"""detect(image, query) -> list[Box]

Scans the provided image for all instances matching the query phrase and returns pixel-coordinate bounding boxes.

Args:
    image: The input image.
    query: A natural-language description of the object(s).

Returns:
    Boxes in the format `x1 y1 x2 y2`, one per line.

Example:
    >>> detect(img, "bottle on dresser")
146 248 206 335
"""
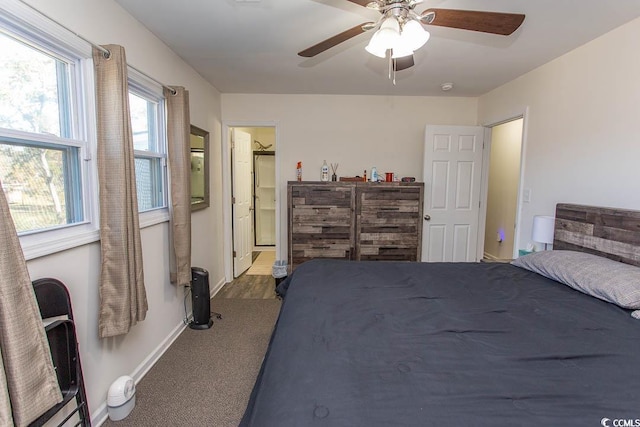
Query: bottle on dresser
370 167 378 182
321 160 329 182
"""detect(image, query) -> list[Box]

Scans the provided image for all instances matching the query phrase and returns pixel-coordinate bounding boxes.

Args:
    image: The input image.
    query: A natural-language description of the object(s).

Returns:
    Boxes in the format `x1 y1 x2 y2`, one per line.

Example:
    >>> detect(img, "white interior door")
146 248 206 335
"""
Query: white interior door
232 129 253 277
422 125 484 262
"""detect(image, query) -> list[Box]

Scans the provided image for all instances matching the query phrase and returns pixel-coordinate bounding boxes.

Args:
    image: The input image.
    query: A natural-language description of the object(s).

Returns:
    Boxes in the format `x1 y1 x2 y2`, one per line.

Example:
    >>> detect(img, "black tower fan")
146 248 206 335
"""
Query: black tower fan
189 267 213 329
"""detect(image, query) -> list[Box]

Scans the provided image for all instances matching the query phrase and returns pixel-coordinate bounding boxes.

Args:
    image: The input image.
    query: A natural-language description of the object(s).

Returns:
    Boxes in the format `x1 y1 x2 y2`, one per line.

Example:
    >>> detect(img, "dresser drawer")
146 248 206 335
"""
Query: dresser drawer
288 183 356 269
355 183 423 262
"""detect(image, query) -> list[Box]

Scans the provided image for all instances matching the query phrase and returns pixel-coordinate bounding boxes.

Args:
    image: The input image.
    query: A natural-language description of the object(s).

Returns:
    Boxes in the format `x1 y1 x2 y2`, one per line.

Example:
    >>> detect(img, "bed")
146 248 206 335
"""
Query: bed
240 204 640 426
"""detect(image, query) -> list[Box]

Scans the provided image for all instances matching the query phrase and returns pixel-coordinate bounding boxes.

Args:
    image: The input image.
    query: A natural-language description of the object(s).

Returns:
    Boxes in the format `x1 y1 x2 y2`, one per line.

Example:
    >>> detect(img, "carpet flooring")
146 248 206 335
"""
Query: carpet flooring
102 297 281 427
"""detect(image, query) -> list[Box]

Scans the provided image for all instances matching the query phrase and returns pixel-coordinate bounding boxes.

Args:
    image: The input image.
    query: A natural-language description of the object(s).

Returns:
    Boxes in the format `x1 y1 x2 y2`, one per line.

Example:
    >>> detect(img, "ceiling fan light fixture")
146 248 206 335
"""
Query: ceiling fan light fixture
380 16 400 32
365 39 387 58
374 28 400 50
298 5 527 81
401 19 430 51
371 17 400 51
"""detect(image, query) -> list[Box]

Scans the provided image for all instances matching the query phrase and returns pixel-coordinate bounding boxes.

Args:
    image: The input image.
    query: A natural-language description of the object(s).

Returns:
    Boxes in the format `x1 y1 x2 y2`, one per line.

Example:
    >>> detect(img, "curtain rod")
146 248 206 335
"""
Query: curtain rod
18 0 178 95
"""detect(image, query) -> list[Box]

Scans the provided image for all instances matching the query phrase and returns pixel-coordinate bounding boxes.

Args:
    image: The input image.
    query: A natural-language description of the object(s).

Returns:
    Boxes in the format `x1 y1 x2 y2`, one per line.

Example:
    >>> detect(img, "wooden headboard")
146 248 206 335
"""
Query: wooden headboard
554 204 640 267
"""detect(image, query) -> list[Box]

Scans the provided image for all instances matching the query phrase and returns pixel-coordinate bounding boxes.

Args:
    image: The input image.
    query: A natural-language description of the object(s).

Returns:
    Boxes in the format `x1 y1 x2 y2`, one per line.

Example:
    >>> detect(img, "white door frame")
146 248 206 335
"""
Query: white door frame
222 121 280 283
477 107 529 260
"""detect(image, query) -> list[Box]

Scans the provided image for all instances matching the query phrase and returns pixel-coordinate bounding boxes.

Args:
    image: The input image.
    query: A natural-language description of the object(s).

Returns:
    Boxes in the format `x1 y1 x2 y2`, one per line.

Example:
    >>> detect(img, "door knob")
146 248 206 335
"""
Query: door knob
424 214 431 221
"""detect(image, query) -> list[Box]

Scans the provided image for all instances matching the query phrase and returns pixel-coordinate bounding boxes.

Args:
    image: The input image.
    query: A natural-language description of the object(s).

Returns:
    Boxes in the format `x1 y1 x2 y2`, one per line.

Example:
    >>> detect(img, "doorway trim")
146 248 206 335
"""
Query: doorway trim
222 121 280 283
476 106 529 261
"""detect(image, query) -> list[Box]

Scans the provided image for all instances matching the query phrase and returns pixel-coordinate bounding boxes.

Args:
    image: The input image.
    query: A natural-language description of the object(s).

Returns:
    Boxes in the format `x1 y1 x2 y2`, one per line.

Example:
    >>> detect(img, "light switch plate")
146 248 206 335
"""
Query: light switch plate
522 188 531 203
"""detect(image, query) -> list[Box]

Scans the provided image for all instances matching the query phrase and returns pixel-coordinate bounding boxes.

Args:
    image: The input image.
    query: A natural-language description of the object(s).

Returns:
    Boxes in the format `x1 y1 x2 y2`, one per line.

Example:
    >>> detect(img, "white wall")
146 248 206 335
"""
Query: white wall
222 94 478 260
242 127 277 152
18 0 224 423
483 119 523 260
479 16 640 252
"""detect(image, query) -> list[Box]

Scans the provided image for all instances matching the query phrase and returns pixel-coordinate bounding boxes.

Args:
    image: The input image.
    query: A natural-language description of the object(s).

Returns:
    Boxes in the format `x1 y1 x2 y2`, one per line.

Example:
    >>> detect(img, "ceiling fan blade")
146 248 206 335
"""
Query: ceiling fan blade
298 23 370 57
345 0 372 6
393 55 414 71
422 9 525 36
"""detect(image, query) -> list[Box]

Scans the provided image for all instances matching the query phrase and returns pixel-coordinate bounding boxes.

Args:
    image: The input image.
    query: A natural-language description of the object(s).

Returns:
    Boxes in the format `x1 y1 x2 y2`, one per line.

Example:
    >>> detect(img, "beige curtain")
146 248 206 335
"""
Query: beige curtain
93 45 148 338
165 86 192 286
0 181 62 426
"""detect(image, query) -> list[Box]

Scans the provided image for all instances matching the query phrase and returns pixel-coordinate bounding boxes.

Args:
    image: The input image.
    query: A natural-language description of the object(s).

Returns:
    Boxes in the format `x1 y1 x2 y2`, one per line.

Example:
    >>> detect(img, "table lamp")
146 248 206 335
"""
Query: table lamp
532 215 555 250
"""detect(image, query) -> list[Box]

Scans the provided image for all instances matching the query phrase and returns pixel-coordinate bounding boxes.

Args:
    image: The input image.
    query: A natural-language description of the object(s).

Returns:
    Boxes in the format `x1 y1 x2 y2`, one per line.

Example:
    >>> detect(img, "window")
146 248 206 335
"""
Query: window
128 73 168 214
0 2 97 259
0 17 97 254
0 2 168 259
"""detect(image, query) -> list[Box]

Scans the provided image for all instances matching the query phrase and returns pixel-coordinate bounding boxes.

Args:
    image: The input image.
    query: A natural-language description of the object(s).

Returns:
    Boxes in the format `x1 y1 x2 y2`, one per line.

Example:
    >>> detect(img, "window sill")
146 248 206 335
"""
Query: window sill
139 208 170 228
21 208 170 261
22 225 100 261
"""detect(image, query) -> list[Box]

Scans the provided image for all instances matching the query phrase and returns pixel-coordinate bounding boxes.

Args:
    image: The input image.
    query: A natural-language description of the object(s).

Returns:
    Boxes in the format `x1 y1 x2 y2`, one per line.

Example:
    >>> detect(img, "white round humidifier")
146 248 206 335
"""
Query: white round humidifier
107 375 136 421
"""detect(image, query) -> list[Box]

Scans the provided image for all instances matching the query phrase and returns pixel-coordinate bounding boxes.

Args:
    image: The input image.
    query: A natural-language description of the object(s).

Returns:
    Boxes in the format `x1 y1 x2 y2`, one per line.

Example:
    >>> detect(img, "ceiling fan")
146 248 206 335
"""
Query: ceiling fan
298 0 525 71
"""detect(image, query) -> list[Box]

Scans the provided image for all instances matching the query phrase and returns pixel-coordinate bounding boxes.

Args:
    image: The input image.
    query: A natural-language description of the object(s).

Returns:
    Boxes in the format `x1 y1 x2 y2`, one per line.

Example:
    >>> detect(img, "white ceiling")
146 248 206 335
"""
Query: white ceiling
114 0 640 96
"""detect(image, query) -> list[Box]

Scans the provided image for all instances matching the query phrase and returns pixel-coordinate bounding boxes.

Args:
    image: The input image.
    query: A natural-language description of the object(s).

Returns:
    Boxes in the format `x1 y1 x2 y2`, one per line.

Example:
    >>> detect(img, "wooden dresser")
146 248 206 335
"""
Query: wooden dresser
288 181 424 270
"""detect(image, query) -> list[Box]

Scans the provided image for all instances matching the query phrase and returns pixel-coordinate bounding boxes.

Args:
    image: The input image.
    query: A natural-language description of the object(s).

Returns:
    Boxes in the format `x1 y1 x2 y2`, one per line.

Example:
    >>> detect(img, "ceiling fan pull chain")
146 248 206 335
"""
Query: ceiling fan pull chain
389 56 397 85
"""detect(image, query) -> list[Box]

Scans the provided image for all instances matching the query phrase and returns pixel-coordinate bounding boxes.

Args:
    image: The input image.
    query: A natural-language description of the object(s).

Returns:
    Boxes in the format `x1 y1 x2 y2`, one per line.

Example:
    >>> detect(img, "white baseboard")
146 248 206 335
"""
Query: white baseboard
482 252 513 263
483 252 499 261
92 319 188 426
211 276 226 297
252 246 275 252
92 402 109 426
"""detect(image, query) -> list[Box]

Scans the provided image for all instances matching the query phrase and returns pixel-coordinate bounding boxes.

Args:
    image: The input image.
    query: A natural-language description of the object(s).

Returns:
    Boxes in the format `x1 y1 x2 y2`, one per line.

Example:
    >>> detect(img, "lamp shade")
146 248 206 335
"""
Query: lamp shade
532 215 555 244
401 19 430 51
365 32 388 58
370 17 400 51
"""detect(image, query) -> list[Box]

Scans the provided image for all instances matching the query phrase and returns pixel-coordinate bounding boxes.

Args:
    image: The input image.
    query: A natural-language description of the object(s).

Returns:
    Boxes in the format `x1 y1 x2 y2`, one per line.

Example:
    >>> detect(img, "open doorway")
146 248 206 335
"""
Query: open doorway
482 118 524 261
229 126 277 279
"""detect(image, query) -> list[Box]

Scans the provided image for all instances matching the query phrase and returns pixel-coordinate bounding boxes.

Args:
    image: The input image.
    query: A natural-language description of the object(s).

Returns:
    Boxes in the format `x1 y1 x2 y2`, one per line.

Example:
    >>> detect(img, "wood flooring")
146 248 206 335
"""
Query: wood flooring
214 251 278 299
215 273 276 299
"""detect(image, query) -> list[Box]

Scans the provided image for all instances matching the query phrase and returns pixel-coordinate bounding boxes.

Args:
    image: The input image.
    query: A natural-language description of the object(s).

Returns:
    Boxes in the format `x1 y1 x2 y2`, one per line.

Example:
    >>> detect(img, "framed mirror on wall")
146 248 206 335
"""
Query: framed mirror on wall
190 125 210 211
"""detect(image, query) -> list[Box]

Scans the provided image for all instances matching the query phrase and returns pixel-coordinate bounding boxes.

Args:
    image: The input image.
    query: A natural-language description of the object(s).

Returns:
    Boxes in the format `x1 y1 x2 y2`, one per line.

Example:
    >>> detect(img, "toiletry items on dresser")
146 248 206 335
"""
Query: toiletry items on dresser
330 163 339 181
321 160 329 182
370 167 378 182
